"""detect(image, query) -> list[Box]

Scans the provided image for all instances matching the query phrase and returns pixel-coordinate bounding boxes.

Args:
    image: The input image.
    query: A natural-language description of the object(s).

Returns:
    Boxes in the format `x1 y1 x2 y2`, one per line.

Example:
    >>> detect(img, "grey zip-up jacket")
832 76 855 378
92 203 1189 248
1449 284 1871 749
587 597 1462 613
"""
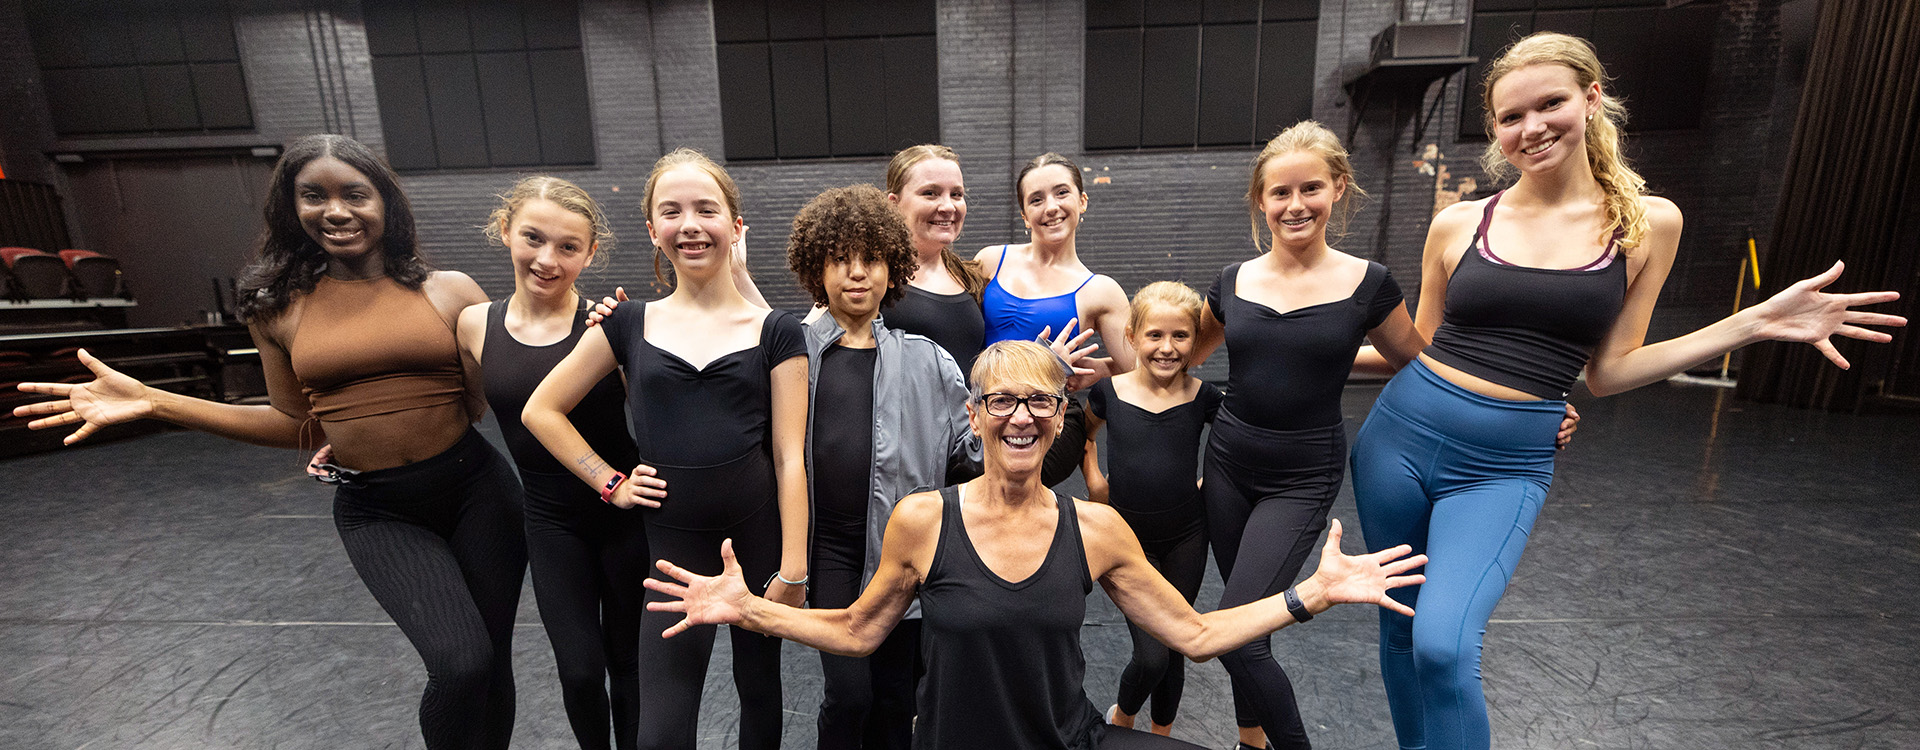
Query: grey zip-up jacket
805 313 981 619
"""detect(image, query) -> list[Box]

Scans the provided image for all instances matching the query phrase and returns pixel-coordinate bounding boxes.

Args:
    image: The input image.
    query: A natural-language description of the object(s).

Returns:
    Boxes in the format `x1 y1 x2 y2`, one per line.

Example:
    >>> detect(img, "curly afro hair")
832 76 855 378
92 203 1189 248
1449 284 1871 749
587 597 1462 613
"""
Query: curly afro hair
786 184 918 309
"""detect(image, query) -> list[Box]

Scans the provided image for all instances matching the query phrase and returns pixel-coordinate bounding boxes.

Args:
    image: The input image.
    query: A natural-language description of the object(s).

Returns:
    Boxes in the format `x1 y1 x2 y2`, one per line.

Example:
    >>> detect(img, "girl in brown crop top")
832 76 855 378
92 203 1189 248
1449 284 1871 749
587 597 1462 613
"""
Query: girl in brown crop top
1349 33 1905 750
14 135 527 750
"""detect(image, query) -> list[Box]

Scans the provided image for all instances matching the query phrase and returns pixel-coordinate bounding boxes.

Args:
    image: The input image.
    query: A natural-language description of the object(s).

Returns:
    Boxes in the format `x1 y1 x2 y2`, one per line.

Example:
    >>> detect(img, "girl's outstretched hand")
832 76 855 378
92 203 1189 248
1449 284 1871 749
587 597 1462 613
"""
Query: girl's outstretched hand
1749 260 1905 369
1040 318 1100 392
643 538 758 638
12 348 154 445
1305 519 1427 617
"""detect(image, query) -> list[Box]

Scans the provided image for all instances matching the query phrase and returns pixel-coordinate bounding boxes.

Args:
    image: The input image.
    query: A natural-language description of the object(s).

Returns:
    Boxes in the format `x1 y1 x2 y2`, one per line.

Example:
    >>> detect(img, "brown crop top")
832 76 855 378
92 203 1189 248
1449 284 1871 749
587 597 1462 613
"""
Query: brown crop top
289 276 465 423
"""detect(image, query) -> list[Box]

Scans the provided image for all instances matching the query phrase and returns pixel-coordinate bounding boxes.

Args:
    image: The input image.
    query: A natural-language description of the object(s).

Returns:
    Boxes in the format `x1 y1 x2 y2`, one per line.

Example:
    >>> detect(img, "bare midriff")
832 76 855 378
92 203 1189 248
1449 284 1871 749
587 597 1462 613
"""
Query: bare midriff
1417 353 1548 402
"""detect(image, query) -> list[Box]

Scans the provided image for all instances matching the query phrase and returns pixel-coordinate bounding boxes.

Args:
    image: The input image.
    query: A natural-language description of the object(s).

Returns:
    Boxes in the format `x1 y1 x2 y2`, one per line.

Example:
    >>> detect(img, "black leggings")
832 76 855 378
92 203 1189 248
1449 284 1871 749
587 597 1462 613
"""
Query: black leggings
1202 410 1345 750
812 533 920 750
1113 519 1208 726
635 454 785 750
332 429 528 750
522 468 649 750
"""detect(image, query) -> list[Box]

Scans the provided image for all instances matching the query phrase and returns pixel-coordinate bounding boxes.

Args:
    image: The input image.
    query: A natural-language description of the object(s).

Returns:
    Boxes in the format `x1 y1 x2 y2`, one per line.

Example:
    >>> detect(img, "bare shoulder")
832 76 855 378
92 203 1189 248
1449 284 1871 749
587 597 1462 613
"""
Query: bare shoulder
888 490 946 538
972 243 1006 269
426 272 487 303
1640 195 1684 232
1431 198 1484 235
1073 497 1131 540
1084 274 1128 307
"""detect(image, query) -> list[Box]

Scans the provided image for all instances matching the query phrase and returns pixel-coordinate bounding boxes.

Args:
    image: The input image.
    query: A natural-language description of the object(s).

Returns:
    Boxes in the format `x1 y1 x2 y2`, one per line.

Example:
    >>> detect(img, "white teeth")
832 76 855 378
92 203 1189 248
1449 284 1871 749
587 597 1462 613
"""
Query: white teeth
1005 436 1036 447
1522 137 1555 155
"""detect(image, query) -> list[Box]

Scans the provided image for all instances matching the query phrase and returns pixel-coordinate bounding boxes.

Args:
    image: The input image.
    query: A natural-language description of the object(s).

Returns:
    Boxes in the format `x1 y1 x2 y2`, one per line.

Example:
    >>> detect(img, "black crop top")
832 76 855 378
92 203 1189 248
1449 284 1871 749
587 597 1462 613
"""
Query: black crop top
883 285 986 375
599 302 807 466
1207 260 1403 431
482 299 637 476
1425 192 1629 399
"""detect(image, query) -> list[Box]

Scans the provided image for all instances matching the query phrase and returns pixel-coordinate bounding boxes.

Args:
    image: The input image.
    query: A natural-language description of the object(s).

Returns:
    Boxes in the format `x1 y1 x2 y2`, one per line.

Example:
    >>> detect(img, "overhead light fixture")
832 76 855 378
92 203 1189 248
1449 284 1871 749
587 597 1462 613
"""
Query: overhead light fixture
53 153 83 163
250 146 282 158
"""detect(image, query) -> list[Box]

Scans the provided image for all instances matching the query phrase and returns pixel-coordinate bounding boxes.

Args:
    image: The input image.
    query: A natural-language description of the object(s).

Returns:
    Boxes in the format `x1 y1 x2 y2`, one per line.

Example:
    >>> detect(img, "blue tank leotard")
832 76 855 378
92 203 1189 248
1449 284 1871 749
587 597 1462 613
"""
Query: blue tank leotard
981 245 1095 344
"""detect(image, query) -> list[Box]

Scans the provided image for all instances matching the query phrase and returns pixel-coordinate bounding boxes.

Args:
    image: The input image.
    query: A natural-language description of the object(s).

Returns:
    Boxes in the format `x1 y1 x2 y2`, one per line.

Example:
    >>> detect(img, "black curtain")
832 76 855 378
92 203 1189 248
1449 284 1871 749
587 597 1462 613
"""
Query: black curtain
1737 0 1920 411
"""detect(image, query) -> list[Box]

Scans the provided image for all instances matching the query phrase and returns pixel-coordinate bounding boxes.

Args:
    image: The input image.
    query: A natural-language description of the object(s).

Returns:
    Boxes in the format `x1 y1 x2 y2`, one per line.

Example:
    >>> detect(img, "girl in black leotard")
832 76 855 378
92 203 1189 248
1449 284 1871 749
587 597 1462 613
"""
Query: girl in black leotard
1083 282 1222 738
1187 121 1430 750
525 148 809 750
15 135 522 750
642 339 1429 750
458 177 652 750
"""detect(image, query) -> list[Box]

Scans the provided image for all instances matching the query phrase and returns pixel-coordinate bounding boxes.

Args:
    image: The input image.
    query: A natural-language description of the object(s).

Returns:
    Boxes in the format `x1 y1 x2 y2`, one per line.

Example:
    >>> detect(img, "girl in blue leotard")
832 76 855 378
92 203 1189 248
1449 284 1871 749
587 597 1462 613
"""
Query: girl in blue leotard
975 152 1135 487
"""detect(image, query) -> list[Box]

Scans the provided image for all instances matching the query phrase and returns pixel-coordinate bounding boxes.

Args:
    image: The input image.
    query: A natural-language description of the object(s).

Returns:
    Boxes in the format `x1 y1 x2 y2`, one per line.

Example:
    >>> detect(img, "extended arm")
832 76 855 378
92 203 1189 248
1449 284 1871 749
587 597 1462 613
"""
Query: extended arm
1091 508 1424 662
14 324 315 448
1584 200 1904 395
1352 304 1425 376
645 491 939 655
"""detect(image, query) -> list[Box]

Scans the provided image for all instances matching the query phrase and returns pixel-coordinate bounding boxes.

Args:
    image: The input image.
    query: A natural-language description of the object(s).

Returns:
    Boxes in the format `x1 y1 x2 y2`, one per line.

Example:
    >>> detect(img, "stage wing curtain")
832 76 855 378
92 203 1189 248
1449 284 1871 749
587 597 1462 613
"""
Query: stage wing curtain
1736 0 1920 411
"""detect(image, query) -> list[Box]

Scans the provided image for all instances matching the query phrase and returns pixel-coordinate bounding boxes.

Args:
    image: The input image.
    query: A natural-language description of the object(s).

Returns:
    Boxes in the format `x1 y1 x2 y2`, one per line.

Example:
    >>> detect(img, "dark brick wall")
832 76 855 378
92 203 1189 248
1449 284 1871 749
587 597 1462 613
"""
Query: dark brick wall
0 0 1800 354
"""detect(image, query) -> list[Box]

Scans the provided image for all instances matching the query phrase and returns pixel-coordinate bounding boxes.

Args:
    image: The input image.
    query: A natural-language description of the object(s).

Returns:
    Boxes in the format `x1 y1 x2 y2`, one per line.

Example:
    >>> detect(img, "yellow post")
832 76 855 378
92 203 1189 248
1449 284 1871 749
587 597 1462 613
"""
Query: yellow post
1719 239 1763 379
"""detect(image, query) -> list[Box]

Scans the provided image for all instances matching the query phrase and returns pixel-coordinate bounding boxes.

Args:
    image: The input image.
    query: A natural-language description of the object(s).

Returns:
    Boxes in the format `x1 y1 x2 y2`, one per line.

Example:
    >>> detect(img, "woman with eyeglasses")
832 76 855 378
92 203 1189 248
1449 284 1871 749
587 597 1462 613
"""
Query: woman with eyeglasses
642 340 1428 750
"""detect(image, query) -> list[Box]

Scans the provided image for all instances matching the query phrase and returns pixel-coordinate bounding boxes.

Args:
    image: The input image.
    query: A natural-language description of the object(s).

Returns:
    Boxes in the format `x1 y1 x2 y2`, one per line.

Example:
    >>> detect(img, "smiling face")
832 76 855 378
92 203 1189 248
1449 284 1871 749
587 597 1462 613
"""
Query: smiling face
1019 164 1087 243
294 156 385 265
1489 63 1602 177
890 158 967 250
1258 151 1345 251
969 378 1063 477
1128 304 1195 380
506 197 596 301
646 164 741 278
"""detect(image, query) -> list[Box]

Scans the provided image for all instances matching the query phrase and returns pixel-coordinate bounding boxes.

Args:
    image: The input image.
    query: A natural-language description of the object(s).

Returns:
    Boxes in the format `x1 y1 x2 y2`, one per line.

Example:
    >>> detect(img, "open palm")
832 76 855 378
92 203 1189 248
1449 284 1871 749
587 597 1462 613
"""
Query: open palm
1751 261 1906 369
643 538 758 638
1309 519 1427 617
12 348 154 444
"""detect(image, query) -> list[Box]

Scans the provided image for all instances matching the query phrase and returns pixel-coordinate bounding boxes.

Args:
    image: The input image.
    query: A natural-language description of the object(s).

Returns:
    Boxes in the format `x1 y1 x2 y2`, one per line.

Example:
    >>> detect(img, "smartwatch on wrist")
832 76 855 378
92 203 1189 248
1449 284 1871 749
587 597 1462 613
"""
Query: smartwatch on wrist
1282 586 1313 623
599 472 627 504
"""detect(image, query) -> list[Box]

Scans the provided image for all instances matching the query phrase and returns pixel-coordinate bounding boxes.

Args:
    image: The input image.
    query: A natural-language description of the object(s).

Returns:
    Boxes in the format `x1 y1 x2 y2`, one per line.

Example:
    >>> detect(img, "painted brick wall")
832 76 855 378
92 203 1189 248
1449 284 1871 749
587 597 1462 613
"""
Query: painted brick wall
0 0 1799 358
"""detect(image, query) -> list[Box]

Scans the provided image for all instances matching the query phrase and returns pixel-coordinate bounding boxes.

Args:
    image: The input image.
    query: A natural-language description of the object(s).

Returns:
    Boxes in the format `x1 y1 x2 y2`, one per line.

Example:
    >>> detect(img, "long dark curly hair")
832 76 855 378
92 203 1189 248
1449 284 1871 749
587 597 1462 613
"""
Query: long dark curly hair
236 134 427 322
786 184 917 309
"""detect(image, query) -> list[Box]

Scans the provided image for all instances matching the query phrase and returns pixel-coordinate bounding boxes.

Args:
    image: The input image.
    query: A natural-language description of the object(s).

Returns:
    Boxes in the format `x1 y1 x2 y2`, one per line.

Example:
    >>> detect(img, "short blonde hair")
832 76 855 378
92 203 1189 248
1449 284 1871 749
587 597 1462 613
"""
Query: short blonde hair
1127 281 1203 334
969 340 1068 401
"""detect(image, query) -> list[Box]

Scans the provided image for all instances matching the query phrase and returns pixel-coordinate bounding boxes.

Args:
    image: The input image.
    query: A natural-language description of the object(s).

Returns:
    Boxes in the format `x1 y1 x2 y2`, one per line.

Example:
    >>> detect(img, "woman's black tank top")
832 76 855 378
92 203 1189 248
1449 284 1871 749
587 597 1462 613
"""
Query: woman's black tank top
915 486 1103 750
1425 191 1629 399
884 284 986 374
481 298 636 476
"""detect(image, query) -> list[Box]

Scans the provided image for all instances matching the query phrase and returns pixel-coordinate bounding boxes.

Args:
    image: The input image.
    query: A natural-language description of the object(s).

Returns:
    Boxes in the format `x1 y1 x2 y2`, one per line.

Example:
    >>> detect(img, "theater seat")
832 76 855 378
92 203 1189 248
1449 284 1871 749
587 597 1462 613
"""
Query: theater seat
1 247 73 300
59 249 130 299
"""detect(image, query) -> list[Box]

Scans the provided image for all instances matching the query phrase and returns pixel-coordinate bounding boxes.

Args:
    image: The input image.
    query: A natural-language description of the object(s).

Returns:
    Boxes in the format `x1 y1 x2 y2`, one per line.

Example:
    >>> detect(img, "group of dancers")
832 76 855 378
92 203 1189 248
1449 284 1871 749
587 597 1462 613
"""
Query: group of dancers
13 32 1904 750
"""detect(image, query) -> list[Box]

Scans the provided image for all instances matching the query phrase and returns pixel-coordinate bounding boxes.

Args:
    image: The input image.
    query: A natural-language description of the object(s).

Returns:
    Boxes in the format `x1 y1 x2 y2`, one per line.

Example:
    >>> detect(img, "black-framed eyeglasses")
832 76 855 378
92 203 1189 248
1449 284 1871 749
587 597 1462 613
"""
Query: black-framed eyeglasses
979 392 1065 418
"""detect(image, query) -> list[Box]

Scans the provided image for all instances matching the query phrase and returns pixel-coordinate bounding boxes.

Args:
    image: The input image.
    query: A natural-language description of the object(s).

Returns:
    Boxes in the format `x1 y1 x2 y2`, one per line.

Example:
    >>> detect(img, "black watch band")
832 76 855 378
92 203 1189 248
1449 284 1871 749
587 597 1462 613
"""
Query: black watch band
1283 587 1313 623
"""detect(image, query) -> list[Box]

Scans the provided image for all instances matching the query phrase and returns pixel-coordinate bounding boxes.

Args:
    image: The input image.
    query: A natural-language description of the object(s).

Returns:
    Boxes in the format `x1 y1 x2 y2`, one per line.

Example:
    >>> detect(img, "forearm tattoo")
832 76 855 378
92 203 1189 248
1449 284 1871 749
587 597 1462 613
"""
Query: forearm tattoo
575 453 610 478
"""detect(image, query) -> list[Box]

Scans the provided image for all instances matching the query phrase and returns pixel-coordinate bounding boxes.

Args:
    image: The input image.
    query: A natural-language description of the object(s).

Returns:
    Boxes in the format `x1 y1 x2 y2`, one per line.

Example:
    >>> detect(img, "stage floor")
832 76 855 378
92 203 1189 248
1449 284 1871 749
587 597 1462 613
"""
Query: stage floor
3 380 1914 749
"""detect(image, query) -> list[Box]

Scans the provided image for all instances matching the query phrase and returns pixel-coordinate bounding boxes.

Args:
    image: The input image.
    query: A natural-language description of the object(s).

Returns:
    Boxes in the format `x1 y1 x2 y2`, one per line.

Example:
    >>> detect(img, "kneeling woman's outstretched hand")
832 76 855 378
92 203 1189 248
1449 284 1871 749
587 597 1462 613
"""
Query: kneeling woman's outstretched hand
645 538 757 638
1306 519 1427 617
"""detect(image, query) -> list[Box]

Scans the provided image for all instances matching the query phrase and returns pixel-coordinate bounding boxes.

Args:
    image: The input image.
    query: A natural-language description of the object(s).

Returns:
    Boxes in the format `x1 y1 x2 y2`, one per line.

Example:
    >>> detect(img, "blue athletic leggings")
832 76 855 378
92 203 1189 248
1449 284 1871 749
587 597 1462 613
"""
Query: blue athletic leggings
1350 360 1562 750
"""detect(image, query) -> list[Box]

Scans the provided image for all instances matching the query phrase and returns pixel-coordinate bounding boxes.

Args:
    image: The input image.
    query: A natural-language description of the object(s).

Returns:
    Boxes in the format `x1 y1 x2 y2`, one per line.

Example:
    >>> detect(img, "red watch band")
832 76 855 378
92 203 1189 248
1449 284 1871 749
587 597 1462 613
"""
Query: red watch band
599 472 627 504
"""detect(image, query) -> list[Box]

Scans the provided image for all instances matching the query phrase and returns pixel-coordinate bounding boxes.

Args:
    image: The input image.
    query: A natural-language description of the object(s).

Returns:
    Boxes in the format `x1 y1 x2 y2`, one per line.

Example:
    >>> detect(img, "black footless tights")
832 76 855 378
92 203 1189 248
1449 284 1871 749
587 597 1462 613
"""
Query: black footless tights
813 540 920 750
522 468 649 750
1203 412 1346 750
635 499 785 750
1113 521 1208 726
332 429 528 750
